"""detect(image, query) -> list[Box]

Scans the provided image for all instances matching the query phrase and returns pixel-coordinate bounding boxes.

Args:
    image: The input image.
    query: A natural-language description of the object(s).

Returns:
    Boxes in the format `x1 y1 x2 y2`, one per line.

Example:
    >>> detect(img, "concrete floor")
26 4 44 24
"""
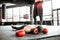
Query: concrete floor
0 25 60 40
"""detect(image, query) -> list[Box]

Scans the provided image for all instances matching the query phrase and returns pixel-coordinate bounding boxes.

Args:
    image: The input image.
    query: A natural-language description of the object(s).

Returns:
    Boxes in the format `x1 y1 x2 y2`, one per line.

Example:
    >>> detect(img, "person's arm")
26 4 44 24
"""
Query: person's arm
11 24 26 30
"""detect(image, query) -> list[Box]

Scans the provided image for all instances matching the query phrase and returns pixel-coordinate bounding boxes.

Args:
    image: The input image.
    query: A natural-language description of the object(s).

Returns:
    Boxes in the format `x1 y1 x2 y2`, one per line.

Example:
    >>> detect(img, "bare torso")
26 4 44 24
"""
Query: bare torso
23 25 38 32
35 0 43 2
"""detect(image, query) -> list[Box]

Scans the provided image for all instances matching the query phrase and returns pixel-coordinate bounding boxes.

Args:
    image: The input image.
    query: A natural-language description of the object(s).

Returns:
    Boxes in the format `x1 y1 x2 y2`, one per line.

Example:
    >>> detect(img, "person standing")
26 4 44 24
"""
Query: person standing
33 0 43 24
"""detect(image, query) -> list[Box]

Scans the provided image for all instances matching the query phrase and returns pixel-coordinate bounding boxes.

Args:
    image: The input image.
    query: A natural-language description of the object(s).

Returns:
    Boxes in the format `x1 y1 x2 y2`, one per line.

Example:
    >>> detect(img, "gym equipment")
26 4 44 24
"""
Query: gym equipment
23 14 29 19
2 3 6 19
42 28 48 34
1 25 60 40
16 30 25 37
19 14 29 19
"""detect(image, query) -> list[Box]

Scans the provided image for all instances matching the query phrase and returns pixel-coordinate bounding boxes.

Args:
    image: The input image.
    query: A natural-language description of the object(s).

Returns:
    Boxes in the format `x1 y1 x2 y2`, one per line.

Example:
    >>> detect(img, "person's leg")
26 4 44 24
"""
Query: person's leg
39 15 43 25
40 8 43 25
33 5 38 24
37 8 43 25
11 24 26 30
33 16 37 24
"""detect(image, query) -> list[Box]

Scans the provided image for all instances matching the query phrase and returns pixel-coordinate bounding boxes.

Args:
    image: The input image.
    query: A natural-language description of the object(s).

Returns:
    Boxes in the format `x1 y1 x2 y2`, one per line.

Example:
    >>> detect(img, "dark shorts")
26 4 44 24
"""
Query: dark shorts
33 2 43 17
33 8 43 16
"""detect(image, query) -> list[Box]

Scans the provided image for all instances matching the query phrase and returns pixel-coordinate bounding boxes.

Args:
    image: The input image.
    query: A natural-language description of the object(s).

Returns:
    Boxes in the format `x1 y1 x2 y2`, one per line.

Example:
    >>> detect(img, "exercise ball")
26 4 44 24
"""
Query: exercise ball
42 28 48 34
16 30 25 37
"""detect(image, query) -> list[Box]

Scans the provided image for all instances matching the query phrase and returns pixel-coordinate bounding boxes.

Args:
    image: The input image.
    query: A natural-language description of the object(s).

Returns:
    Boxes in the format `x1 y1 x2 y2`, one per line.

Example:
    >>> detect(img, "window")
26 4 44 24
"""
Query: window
6 6 30 22
13 7 20 22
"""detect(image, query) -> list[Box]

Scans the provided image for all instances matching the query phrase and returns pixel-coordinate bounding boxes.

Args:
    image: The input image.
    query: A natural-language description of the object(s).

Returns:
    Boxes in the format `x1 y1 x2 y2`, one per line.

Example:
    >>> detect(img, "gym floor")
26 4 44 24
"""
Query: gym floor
0 25 60 40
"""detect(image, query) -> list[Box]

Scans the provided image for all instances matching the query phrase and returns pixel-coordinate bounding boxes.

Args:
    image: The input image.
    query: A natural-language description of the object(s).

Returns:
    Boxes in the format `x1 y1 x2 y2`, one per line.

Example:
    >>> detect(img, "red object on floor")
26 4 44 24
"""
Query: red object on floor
16 30 25 37
43 28 48 34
